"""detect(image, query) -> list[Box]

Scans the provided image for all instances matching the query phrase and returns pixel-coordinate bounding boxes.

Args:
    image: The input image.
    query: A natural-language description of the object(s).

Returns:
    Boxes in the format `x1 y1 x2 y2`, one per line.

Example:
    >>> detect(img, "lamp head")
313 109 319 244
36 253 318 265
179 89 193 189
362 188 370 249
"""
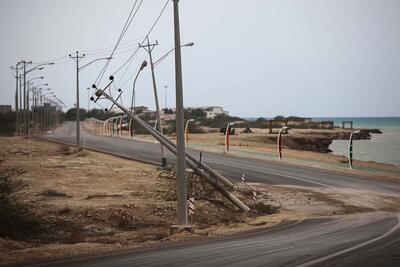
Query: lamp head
184 42 194 47
140 60 148 70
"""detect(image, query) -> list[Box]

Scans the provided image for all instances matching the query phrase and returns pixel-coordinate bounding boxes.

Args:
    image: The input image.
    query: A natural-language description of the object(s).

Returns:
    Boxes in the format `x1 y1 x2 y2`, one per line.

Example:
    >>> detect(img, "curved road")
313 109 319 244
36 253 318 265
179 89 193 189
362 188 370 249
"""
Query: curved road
33 122 400 267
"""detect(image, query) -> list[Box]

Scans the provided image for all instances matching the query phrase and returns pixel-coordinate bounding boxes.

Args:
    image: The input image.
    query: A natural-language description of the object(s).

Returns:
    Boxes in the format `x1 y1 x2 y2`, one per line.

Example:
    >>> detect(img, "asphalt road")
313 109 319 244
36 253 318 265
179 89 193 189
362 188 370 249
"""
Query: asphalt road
44 122 400 195
32 122 400 267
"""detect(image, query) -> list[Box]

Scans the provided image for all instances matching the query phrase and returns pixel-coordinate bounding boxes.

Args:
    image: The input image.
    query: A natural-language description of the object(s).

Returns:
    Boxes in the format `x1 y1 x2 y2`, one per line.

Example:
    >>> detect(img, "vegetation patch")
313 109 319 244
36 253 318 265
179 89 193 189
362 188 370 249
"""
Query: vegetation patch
0 167 44 240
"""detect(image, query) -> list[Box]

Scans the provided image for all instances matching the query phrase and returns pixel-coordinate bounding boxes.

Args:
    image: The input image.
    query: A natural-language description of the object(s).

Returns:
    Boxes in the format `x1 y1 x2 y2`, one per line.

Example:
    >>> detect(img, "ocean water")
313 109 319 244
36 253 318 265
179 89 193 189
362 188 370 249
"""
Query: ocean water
245 117 400 166
313 117 400 166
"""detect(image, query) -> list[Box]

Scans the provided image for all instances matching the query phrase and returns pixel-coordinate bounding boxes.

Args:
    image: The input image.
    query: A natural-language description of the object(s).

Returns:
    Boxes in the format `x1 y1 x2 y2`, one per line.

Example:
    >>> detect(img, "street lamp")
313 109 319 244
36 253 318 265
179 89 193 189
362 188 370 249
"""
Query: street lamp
153 42 194 67
79 57 112 71
34 83 48 87
184 119 194 145
20 61 54 137
26 62 55 74
131 60 148 111
27 76 44 83
348 130 360 169
225 122 235 152
26 77 44 136
277 126 288 160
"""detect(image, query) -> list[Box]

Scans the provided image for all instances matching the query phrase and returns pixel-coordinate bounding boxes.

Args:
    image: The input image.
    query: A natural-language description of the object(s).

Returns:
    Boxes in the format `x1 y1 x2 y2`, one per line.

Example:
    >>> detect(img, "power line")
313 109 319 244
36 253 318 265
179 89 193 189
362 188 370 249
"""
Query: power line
111 0 169 78
94 0 144 85
81 36 145 54
32 55 69 65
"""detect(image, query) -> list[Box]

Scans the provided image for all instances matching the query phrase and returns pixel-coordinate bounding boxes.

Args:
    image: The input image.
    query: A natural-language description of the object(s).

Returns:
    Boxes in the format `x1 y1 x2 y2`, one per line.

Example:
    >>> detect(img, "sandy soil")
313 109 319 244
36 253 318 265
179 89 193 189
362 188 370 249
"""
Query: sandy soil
0 137 398 265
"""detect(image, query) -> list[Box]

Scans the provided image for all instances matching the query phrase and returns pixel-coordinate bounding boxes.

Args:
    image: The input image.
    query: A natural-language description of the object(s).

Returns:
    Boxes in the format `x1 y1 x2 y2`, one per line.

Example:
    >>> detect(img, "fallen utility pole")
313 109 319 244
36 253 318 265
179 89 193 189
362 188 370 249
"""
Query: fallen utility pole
92 85 249 212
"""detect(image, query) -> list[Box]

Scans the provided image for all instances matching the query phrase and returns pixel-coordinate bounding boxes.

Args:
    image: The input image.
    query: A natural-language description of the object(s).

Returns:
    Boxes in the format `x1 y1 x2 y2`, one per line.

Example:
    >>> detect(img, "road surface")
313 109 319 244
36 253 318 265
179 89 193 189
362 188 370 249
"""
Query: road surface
31 122 400 267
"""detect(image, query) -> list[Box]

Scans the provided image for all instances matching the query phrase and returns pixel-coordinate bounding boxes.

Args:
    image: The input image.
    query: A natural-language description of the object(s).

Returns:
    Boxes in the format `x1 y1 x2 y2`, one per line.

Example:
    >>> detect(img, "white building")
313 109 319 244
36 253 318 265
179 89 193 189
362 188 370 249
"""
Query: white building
187 106 228 119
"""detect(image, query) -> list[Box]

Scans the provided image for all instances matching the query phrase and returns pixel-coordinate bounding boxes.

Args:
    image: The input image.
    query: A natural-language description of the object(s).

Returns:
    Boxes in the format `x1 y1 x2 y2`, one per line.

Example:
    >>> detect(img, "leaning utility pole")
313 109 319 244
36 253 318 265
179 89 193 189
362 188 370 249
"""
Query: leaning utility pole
173 0 188 228
69 51 85 151
139 37 167 168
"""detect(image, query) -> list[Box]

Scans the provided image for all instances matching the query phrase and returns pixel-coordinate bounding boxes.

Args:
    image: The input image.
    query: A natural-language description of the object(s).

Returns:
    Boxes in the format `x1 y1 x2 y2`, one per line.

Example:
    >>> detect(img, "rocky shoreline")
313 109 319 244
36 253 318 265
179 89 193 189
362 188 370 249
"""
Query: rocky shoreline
266 128 382 153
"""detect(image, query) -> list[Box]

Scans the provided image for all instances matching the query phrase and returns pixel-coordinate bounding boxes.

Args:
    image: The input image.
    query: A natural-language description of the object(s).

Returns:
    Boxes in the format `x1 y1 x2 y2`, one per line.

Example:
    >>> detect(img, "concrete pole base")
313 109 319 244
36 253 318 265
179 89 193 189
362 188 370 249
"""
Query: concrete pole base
169 225 195 235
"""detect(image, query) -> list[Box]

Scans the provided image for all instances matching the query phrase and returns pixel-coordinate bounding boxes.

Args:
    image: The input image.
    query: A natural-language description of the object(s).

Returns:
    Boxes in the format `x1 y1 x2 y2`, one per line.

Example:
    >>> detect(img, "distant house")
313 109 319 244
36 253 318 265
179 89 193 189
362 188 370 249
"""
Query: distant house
160 113 176 121
0 105 12 114
130 106 149 114
189 106 228 119
160 108 176 121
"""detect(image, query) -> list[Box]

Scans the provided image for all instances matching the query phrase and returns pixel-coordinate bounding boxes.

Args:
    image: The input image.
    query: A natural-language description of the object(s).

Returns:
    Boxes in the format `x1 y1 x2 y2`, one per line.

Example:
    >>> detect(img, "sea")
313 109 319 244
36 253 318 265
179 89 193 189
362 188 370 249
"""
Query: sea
245 117 400 166
314 117 400 166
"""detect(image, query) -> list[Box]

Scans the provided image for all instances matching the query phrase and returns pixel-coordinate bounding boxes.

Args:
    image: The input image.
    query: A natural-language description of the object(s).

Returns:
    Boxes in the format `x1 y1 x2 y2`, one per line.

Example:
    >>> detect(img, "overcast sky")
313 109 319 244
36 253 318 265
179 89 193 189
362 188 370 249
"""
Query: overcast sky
1 0 399 117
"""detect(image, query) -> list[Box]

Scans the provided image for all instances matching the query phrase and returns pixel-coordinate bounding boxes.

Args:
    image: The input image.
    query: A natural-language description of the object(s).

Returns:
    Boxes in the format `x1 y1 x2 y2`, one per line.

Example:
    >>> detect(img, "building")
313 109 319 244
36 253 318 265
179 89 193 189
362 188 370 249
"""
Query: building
187 106 228 119
160 113 176 121
0 105 12 114
130 106 149 114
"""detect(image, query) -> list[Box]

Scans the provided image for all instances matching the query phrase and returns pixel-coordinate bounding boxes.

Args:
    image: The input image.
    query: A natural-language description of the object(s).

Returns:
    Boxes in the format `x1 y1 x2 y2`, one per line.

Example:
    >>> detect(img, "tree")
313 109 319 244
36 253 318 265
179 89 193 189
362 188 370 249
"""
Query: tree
65 108 87 121
184 108 206 119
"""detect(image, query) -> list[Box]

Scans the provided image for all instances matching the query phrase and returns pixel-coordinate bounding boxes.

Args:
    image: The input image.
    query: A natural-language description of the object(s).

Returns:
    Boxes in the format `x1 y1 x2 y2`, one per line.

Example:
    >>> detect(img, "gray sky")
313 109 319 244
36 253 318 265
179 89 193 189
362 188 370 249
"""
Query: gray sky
1 0 399 118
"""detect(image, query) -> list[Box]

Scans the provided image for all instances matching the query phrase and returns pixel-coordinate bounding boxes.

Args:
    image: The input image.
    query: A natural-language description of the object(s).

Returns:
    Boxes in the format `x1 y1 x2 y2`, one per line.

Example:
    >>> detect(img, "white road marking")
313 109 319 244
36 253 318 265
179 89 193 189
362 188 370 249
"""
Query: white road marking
297 214 400 267
210 158 335 188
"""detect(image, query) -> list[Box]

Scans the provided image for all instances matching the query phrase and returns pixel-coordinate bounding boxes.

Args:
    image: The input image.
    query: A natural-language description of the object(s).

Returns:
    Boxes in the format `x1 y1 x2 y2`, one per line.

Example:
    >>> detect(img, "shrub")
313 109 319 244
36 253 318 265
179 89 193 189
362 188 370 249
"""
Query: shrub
0 167 44 240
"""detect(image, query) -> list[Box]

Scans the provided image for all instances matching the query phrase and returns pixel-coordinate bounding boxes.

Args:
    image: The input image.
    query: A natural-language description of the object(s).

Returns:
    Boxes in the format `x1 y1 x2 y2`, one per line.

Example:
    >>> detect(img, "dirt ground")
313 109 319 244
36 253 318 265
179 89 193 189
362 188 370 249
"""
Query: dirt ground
0 137 399 265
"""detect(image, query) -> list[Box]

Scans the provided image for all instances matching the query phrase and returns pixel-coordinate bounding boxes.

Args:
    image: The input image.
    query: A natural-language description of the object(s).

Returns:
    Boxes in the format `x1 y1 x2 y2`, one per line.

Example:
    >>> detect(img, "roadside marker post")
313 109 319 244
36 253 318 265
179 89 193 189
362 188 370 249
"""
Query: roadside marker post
348 130 360 169
188 197 195 225
198 149 203 168
277 126 288 160
225 122 235 153
252 189 257 211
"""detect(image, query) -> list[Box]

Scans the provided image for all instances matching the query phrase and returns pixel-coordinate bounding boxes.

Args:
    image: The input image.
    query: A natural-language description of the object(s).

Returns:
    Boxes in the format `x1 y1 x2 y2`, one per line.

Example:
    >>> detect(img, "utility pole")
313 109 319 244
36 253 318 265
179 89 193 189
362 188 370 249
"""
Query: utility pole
87 87 90 112
11 64 22 135
18 74 22 135
21 60 32 137
139 37 167 168
164 85 168 109
173 0 189 228
69 51 85 151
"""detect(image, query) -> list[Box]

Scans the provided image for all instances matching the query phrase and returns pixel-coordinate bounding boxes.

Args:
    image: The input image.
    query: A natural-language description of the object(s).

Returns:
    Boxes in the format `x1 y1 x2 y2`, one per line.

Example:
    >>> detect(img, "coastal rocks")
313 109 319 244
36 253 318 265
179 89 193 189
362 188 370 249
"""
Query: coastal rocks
285 137 333 153
262 128 381 153
262 135 333 153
